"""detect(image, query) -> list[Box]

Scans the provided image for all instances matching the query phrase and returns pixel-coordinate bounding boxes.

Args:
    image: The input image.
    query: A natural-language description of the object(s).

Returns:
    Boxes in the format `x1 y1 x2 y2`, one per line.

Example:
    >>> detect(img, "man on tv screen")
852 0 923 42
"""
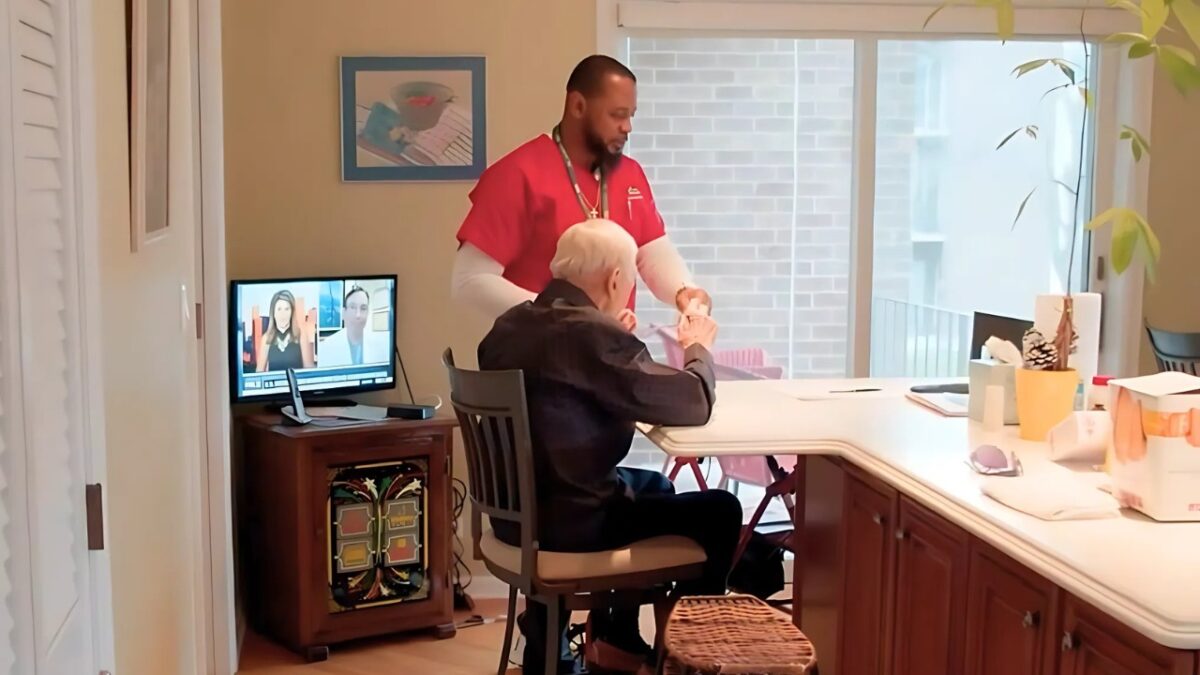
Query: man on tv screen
318 285 390 367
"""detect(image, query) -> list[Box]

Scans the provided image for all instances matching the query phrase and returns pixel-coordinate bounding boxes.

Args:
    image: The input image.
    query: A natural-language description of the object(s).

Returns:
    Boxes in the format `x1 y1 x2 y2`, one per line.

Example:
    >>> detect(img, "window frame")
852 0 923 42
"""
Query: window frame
599 0 1152 378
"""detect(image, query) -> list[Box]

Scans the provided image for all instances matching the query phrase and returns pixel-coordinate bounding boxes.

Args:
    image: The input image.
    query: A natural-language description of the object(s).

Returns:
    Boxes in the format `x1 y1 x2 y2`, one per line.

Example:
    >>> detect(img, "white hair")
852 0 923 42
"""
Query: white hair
549 219 637 283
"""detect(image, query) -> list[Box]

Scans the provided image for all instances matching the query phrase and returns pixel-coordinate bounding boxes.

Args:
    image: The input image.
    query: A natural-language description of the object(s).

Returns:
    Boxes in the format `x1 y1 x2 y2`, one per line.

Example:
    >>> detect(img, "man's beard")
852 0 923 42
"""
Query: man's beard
584 126 623 173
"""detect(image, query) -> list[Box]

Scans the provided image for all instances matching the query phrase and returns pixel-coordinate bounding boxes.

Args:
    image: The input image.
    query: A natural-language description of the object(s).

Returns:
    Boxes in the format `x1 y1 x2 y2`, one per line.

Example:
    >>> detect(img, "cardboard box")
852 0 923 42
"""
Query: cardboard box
968 359 1019 425
1109 371 1200 521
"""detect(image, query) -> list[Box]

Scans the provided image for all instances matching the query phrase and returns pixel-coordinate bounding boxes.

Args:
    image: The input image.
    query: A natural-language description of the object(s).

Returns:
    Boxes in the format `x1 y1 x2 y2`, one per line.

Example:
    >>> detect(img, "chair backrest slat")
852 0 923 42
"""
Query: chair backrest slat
498 417 520 514
480 415 506 510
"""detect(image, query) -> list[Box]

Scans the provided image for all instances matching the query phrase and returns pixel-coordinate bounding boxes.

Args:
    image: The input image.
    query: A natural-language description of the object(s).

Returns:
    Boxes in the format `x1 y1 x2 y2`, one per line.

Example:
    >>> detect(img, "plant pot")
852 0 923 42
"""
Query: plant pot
1015 367 1079 441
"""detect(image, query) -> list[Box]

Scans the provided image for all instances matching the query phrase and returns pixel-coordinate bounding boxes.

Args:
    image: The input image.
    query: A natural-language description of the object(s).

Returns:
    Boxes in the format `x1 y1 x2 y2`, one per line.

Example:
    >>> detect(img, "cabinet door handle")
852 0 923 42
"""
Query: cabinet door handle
894 529 907 540
872 513 883 525
1022 610 1040 628
1061 631 1077 651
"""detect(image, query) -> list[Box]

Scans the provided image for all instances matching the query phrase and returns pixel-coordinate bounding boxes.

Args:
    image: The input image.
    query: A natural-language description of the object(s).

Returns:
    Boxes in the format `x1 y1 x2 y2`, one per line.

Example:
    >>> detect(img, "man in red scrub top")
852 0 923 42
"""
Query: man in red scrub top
451 54 711 327
452 55 719 673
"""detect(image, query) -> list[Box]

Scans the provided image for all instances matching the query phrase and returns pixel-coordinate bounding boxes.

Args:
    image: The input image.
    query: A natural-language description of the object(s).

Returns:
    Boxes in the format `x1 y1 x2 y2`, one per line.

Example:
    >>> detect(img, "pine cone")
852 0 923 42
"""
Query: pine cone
1022 327 1047 356
1025 341 1059 370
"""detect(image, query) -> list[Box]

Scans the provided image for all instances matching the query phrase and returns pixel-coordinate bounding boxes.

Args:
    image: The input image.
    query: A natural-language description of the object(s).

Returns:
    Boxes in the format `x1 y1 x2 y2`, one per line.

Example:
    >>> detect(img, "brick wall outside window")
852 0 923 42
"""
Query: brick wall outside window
622 37 919 469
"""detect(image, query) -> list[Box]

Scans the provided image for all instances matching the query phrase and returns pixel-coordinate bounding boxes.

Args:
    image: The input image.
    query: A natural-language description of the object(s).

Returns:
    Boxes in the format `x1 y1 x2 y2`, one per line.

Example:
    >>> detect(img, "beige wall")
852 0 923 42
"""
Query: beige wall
1141 61 1200 373
222 0 597 594
222 0 595 386
94 0 204 672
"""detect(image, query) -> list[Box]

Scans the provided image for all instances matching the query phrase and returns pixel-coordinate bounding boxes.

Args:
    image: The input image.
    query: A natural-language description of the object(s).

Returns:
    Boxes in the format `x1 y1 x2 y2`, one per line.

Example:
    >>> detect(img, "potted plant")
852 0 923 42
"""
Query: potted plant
926 0 1199 438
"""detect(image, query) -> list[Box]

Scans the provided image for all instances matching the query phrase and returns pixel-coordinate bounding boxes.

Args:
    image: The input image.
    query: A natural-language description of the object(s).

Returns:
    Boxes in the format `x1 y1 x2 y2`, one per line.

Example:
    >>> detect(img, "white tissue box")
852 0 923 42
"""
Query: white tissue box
968 359 1018 425
1109 372 1200 521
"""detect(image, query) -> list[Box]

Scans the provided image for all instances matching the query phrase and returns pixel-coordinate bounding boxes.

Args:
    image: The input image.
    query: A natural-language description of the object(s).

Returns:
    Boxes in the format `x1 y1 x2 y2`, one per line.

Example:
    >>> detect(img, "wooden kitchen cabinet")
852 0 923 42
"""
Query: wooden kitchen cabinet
818 466 1200 675
239 415 458 661
964 542 1059 675
889 495 970 675
1059 595 1196 675
836 470 898 675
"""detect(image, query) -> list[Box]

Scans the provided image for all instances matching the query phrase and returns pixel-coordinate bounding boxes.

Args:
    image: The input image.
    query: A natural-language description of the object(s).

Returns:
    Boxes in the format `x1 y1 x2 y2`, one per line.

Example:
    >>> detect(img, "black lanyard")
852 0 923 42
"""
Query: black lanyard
552 125 607 219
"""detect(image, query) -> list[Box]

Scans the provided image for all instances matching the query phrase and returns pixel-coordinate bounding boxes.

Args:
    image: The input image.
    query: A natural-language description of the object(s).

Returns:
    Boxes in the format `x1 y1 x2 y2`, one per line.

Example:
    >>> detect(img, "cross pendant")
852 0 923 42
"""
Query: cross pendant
589 208 598 219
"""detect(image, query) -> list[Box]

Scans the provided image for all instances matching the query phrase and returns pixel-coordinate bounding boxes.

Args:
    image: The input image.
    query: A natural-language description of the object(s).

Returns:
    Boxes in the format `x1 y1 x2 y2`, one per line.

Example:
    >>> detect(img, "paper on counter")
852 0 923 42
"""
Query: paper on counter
981 472 1120 520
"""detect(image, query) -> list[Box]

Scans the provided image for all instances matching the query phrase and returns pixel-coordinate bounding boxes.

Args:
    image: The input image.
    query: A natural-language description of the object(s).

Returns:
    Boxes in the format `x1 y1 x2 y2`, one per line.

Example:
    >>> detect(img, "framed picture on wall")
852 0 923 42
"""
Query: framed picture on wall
127 0 171 251
339 56 487 182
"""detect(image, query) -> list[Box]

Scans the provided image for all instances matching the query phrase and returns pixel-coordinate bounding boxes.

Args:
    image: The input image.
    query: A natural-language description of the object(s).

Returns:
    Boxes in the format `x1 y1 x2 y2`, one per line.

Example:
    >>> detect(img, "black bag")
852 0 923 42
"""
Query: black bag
726 531 785 600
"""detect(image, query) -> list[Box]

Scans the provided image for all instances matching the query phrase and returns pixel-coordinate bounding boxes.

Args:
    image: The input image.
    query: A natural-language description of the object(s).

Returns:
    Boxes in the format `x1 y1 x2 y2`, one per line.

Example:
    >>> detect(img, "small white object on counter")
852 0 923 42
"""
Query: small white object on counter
1048 411 1111 463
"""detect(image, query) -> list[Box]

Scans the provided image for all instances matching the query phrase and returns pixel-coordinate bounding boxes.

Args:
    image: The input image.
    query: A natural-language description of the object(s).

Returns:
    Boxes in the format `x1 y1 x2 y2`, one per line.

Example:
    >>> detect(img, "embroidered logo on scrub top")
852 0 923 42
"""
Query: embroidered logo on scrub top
627 186 643 219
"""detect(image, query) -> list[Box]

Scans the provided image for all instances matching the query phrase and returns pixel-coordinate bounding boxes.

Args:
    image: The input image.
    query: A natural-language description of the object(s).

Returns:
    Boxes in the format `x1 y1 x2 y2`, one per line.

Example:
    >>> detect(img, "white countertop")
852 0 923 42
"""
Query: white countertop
641 379 1200 649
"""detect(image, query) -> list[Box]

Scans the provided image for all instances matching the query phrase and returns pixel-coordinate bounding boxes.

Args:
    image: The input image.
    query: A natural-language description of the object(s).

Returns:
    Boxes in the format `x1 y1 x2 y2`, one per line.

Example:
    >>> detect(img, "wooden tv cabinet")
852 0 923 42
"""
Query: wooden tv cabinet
238 414 458 661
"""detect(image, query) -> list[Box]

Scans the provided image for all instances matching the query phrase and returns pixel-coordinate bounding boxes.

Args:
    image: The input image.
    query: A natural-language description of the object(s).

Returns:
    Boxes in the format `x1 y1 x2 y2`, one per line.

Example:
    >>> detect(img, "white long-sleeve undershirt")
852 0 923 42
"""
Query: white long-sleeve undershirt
450 237 696 322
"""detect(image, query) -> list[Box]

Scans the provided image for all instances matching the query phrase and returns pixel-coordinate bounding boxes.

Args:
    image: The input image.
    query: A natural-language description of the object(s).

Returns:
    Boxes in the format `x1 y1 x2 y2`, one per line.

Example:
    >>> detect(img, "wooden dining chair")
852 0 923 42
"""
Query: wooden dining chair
443 348 707 675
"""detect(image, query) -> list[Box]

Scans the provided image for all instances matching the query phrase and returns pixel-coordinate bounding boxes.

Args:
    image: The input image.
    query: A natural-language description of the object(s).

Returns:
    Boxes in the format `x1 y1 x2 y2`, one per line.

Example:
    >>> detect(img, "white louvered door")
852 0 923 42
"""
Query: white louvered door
1 0 101 672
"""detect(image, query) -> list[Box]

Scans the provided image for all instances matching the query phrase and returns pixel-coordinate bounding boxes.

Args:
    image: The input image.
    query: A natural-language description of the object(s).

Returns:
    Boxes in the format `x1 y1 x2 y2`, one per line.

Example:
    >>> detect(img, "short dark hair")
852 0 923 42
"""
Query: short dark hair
343 285 369 307
566 55 636 98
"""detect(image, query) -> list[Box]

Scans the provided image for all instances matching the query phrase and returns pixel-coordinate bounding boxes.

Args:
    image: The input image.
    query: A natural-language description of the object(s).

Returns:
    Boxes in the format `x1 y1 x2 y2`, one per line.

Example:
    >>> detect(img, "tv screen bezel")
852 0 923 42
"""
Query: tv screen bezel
227 273 399 404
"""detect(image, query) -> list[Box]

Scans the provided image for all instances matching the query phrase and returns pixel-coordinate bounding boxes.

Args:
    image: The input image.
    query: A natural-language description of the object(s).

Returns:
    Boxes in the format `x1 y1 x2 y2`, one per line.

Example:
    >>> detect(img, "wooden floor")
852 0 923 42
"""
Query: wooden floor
238 598 658 675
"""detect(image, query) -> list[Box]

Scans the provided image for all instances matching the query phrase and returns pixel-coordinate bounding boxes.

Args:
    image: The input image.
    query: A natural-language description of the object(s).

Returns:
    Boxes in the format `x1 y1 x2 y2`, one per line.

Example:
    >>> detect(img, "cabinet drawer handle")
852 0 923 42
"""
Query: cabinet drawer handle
872 513 883 525
1022 611 1040 628
1061 631 1077 651
894 529 907 540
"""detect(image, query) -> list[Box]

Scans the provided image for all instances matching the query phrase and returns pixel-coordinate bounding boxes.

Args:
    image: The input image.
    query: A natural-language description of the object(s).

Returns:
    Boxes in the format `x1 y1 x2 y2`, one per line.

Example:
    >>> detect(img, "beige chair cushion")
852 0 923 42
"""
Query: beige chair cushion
479 529 707 581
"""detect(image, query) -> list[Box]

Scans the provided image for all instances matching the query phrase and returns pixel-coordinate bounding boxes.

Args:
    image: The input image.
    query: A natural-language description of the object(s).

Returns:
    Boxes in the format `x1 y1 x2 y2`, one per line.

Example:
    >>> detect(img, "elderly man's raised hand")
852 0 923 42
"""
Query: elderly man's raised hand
677 313 718 352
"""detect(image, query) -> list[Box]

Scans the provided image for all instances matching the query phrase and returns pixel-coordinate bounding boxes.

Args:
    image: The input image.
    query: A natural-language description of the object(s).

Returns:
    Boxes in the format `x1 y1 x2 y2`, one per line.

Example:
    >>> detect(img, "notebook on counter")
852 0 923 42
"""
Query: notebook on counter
905 391 969 417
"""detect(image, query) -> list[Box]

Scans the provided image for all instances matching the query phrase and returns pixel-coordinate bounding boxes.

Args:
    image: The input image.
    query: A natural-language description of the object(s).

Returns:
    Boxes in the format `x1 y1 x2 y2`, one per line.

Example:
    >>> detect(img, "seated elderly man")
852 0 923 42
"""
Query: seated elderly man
478 219 742 673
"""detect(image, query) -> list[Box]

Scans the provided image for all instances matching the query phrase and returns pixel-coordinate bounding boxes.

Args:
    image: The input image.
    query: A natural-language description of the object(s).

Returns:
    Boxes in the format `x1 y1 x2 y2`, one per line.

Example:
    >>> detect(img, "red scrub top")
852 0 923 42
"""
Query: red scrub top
456 134 666 309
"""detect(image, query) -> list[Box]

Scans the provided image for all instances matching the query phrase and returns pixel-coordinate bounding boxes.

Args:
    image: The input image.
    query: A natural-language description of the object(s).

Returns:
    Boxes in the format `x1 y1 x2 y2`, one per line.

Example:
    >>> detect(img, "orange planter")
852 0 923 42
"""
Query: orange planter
1015 368 1080 441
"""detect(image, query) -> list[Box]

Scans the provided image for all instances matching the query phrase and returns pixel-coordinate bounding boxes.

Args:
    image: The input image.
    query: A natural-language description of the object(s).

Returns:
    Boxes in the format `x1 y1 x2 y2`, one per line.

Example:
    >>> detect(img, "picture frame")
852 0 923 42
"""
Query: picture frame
126 0 171 251
339 56 487 182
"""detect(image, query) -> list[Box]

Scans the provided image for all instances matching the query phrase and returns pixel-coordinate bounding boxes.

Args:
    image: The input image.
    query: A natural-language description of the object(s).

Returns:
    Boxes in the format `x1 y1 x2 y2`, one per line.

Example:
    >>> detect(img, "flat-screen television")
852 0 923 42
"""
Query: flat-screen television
229 275 397 403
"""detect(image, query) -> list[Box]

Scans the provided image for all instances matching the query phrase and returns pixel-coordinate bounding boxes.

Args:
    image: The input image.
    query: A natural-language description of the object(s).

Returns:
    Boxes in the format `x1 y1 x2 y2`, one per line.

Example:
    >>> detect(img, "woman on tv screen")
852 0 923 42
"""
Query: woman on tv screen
256 289 315 372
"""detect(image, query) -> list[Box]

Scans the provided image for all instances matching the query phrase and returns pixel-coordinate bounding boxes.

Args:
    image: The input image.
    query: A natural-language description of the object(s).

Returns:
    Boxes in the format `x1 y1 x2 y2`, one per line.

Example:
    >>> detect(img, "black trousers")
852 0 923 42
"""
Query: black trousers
520 467 743 671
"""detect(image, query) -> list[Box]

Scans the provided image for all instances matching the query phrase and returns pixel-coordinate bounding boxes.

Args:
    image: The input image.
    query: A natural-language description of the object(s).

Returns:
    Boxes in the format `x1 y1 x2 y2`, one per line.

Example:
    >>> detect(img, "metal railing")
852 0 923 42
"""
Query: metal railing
869 296 971 378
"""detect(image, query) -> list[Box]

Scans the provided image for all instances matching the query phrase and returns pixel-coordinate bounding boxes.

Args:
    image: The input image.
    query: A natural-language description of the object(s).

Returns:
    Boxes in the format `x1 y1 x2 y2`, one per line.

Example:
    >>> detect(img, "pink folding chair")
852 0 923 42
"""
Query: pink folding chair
648 325 797 566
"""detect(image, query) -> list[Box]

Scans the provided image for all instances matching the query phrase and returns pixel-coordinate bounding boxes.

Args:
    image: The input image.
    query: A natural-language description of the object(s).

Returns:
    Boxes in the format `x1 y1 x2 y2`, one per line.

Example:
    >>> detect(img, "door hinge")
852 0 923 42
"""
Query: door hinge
195 302 203 340
1095 255 1106 281
86 484 105 551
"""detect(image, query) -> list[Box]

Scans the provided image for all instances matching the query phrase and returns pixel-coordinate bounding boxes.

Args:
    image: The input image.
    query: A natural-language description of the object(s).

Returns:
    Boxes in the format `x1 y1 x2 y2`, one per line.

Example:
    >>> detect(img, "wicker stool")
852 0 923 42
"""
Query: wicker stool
659 594 818 675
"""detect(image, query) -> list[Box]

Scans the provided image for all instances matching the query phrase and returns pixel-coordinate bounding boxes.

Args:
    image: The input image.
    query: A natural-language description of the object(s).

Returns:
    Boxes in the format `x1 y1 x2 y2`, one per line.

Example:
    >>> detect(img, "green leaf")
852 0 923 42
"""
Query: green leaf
1053 179 1078 196
1120 124 1151 162
1013 59 1050 77
1051 58 1077 83
994 0 1015 39
1107 0 1149 19
1162 43 1199 65
1172 0 1200 54
1111 215 1139 274
1106 31 1151 43
1158 44 1200 92
1128 40 1157 59
1079 86 1095 108
1142 0 1170 38
1041 83 1072 100
996 125 1038 149
923 1 953 30
1012 187 1036 230
1086 207 1163 279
